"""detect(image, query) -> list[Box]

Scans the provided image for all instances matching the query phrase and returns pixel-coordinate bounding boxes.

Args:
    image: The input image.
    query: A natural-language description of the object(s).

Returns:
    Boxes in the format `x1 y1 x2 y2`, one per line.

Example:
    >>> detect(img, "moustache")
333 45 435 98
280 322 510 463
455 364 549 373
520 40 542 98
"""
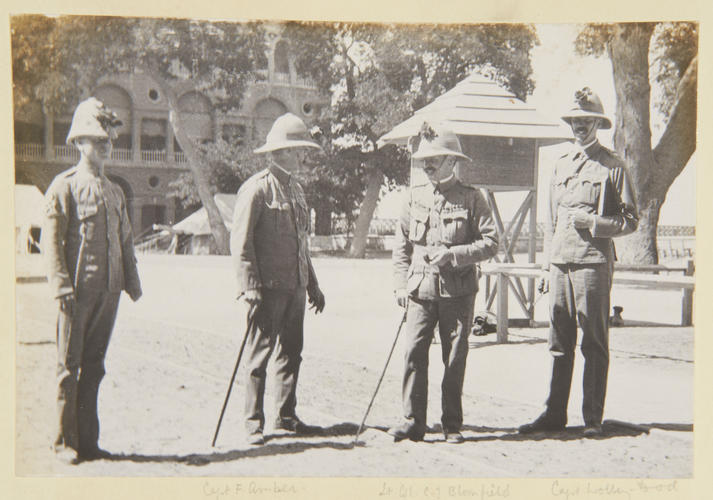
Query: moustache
423 167 437 175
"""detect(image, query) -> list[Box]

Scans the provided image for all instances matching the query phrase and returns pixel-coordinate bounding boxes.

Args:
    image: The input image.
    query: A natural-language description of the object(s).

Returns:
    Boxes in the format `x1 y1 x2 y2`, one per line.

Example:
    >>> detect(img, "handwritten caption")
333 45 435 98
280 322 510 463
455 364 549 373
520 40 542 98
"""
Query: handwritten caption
377 482 511 499
551 480 679 500
203 481 299 499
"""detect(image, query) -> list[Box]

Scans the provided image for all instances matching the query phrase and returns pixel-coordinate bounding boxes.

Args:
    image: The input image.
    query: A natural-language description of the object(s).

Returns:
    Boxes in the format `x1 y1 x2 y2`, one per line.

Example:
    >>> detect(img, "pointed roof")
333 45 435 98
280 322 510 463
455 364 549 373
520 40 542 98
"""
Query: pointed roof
378 72 571 147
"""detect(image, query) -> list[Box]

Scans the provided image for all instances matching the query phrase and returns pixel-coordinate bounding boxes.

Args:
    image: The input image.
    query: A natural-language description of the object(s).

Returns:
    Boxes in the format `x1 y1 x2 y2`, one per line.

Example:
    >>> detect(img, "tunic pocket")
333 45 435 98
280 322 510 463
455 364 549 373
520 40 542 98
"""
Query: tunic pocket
265 200 294 235
440 208 469 245
409 206 429 244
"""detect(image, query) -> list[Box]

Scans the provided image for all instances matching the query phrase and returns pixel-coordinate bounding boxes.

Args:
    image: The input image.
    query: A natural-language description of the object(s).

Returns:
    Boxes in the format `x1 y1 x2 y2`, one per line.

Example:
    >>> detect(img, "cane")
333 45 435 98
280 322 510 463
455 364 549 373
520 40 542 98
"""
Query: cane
353 301 409 445
212 303 257 447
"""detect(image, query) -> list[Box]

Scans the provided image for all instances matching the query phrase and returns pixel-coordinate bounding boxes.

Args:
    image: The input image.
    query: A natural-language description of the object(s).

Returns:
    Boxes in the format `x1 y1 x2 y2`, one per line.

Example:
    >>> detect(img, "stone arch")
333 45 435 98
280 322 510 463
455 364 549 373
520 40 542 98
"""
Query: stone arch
253 97 288 142
94 84 133 150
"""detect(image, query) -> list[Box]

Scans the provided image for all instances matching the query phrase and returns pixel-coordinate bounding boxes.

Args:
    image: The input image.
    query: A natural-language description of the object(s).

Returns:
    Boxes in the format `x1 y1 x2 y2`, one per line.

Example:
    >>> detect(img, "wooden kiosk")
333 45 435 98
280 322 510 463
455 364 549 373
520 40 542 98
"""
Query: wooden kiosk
378 73 571 339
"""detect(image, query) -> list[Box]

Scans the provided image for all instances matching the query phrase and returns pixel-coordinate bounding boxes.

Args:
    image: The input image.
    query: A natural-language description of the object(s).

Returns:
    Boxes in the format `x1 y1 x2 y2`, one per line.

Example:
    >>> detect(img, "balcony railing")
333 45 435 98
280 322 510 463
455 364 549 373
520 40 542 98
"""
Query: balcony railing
111 148 133 161
54 145 80 162
15 143 188 168
15 143 45 159
141 150 167 163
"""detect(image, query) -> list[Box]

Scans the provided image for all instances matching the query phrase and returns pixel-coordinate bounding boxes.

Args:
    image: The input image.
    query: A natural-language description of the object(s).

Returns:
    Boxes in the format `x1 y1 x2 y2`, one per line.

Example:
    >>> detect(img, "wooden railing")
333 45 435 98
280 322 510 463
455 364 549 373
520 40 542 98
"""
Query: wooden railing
480 261 695 343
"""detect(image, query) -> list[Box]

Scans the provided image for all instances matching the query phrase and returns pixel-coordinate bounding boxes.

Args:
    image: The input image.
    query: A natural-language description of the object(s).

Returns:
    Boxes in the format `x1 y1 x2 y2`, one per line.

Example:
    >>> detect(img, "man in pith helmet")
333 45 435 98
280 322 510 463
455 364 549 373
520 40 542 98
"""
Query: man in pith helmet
231 112 326 446
43 97 142 464
519 87 638 437
389 122 498 444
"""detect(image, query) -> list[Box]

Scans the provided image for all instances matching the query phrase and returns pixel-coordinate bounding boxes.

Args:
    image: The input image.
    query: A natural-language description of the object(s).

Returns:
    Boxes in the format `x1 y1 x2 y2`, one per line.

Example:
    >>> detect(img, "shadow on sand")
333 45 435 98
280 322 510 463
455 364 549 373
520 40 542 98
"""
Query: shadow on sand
86 422 360 466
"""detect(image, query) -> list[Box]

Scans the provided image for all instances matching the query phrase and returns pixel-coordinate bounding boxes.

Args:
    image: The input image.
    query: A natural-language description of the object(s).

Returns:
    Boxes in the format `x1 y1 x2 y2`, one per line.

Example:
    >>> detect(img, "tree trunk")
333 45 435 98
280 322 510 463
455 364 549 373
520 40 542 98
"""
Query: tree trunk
608 25 697 264
616 193 662 264
161 83 231 255
313 203 332 236
609 23 657 264
348 168 384 258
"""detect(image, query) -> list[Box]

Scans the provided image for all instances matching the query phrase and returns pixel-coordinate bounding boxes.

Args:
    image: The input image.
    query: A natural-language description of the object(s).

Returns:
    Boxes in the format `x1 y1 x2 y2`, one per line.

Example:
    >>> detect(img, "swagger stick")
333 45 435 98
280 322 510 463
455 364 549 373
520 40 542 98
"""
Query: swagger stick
353 302 409 445
212 304 257 447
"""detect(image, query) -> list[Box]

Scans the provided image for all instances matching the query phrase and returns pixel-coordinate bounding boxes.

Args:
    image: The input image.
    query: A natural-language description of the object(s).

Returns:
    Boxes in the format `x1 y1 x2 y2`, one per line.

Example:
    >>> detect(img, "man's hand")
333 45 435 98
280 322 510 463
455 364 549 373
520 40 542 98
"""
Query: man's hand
428 247 453 268
58 293 75 315
308 286 325 314
569 209 594 230
395 289 408 308
537 268 550 295
242 289 262 307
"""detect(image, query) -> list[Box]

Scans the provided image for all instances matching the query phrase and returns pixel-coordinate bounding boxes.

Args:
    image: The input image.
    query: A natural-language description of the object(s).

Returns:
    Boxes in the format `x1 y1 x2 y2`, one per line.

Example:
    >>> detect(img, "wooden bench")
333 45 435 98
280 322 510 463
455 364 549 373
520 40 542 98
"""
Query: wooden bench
480 260 695 343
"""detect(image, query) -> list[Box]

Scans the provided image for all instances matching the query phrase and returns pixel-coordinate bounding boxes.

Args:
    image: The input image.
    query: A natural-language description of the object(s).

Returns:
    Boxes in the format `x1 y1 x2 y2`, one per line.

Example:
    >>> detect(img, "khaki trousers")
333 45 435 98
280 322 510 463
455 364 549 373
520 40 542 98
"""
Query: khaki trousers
55 289 120 453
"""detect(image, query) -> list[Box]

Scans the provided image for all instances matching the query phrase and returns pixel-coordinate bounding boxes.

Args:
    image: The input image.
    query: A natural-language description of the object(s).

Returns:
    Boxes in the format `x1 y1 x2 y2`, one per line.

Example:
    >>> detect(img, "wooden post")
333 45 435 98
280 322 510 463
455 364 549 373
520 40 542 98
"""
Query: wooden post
497 272 509 343
681 259 694 326
528 139 539 323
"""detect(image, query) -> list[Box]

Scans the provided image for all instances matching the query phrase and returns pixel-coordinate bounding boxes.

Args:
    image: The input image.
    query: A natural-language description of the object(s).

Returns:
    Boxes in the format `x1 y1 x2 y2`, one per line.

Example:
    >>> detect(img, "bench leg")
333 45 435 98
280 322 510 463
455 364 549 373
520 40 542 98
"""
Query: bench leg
497 273 509 343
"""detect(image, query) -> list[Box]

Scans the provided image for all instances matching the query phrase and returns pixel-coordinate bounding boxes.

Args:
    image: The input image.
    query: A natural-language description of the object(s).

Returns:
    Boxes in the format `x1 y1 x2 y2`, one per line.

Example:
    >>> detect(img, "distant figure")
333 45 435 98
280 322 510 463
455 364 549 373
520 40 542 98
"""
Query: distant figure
519 88 638 438
231 113 326 446
43 97 142 464
389 123 498 444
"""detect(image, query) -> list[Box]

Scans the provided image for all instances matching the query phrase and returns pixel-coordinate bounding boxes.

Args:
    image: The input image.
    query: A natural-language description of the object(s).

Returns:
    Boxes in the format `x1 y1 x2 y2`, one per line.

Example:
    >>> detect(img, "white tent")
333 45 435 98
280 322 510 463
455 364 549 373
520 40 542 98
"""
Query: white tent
171 193 237 235
15 184 45 254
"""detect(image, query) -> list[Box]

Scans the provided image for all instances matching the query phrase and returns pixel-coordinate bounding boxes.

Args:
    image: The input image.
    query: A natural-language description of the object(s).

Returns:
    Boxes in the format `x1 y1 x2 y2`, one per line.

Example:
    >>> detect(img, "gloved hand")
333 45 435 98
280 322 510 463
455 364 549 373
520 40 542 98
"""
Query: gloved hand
427 247 453 268
395 289 408 308
241 289 263 306
308 285 325 314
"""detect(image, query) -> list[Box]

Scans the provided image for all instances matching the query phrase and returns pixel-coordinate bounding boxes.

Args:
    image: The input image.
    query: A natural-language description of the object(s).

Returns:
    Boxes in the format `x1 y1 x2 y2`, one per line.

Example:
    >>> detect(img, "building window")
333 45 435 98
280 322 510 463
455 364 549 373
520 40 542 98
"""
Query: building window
140 118 167 151
148 89 160 102
302 103 313 116
274 40 290 76
149 176 160 188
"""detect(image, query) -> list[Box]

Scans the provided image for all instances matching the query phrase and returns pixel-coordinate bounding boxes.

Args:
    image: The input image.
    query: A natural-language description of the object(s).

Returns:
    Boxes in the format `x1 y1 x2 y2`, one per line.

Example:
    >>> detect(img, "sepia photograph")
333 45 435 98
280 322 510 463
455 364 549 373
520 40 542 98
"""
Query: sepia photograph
6 1 710 498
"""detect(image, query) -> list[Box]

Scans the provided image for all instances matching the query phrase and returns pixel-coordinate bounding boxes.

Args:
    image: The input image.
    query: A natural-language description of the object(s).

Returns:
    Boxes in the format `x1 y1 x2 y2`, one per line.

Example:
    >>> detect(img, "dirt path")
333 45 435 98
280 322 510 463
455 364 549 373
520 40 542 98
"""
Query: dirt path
15 255 693 480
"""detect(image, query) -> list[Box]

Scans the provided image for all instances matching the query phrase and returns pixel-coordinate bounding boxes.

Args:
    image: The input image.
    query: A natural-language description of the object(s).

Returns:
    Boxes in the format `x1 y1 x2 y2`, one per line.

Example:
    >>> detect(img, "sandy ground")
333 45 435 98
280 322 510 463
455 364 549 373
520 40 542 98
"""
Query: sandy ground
14 255 693 479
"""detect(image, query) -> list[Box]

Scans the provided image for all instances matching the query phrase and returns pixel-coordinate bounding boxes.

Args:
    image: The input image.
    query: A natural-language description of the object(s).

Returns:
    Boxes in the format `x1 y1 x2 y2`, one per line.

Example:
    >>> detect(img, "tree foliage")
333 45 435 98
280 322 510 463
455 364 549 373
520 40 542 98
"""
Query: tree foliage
282 21 538 246
574 22 697 264
11 15 267 253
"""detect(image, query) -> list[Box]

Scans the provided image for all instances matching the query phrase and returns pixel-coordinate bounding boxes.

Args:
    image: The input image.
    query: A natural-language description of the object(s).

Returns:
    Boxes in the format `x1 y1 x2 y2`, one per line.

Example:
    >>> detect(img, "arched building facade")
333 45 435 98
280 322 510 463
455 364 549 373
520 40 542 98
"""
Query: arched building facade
14 27 326 236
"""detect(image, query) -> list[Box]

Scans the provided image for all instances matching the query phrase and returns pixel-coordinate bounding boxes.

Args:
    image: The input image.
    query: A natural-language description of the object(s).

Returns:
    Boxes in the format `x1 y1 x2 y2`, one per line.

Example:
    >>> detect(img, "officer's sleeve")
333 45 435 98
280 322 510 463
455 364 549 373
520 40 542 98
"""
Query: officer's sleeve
307 254 319 292
230 180 263 297
42 180 74 299
118 189 142 300
392 190 413 292
591 165 639 238
451 188 499 266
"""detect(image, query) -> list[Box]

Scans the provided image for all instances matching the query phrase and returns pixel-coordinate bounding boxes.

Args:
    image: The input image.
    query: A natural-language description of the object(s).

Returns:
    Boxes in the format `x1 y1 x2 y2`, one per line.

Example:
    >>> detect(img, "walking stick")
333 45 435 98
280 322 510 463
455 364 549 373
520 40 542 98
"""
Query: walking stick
353 302 409 445
212 303 257 447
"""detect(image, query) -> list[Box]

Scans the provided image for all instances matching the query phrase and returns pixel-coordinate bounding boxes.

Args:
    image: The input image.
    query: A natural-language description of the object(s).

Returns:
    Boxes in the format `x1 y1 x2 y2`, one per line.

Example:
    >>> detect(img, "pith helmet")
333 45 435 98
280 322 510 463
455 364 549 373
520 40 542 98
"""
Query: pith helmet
561 87 612 130
66 97 123 145
410 122 471 162
253 113 322 154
